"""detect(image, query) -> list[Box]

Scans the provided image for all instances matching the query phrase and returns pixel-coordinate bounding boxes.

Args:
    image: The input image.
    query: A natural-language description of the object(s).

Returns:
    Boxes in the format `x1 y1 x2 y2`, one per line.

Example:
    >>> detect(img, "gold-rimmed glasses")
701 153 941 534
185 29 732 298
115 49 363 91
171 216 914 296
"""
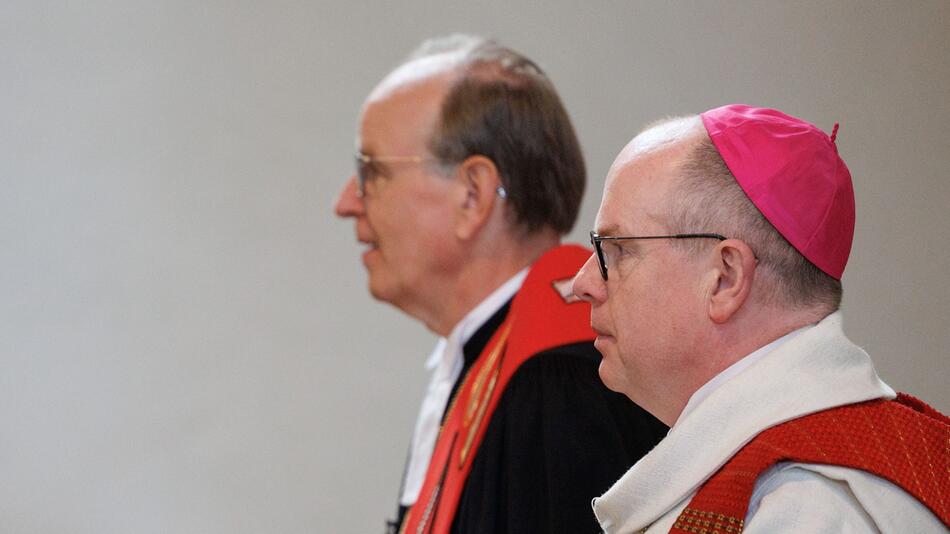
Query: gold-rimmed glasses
354 152 435 198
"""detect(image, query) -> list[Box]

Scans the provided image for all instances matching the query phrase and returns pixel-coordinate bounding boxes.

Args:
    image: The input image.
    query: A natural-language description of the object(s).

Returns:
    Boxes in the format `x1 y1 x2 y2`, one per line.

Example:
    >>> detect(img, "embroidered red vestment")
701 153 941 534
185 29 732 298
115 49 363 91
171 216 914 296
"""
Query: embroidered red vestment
670 393 950 533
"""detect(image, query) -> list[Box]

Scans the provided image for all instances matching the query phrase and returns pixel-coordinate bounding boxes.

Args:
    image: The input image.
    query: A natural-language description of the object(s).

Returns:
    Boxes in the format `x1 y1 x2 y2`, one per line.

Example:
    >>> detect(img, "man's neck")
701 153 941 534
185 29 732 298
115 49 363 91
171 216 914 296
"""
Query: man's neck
422 232 560 336
662 305 834 425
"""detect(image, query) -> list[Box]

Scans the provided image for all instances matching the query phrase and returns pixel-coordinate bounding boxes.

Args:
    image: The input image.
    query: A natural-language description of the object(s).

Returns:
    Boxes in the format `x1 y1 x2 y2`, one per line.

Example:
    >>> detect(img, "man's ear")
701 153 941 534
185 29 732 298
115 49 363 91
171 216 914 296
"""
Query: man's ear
454 155 503 240
706 239 757 323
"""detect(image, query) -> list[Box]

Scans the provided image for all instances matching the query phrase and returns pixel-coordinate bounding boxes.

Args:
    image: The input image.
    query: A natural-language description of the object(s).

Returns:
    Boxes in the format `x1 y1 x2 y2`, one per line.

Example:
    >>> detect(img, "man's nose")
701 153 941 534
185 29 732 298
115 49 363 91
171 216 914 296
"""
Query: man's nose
334 175 364 218
573 253 606 304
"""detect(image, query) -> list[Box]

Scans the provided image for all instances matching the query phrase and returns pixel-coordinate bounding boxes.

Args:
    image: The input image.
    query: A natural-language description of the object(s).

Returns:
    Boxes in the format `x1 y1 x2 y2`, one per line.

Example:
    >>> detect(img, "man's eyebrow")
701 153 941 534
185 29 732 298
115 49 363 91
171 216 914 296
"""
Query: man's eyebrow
595 223 621 235
355 139 377 155
596 212 666 236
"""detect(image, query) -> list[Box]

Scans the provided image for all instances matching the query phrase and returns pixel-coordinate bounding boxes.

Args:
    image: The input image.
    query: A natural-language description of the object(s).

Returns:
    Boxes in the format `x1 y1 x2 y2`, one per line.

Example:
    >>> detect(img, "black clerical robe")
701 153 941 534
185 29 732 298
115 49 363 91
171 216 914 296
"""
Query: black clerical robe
389 301 667 534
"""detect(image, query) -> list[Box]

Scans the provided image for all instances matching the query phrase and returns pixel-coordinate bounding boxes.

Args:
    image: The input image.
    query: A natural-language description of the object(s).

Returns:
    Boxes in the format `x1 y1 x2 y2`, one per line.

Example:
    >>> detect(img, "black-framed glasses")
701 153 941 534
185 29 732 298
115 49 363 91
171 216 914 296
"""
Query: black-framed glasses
354 152 435 198
589 230 727 280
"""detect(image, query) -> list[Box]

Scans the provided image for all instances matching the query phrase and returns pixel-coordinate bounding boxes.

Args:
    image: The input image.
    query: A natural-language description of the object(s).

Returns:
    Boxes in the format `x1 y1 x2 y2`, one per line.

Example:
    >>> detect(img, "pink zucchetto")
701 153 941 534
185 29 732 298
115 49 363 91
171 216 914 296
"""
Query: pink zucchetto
700 104 855 280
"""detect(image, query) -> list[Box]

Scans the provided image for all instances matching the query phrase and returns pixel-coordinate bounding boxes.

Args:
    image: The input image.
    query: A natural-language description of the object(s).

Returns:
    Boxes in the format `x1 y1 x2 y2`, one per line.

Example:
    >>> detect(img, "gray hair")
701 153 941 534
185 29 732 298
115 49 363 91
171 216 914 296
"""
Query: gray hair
407 34 487 61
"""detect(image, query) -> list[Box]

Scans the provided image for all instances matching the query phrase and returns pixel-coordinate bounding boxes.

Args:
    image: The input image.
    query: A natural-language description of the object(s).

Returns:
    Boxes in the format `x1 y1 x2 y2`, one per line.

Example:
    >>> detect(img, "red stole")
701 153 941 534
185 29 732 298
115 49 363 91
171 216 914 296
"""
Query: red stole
670 393 950 533
401 245 596 534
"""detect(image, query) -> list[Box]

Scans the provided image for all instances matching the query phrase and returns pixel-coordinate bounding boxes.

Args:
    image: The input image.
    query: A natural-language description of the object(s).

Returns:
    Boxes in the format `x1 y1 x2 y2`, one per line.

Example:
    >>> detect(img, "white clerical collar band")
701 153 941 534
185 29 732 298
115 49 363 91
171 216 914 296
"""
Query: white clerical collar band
675 324 813 427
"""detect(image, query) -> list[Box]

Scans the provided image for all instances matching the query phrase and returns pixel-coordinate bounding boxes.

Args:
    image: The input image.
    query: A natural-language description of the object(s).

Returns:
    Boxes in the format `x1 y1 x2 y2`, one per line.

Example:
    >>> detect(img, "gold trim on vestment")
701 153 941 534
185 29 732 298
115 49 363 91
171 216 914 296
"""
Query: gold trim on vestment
459 322 512 467
673 507 744 534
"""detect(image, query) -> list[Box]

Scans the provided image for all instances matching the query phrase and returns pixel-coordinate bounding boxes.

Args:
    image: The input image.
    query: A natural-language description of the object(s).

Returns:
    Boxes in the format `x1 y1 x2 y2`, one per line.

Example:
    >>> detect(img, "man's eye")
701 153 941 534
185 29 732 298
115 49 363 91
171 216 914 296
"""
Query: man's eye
606 241 631 258
363 164 380 181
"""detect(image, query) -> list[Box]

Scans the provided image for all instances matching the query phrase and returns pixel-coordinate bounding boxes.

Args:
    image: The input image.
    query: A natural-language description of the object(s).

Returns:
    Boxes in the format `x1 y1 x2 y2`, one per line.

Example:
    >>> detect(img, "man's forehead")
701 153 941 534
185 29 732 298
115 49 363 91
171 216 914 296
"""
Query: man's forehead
367 54 460 103
607 142 682 193
596 144 685 232
616 119 700 165
357 68 453 152
594 200 667 235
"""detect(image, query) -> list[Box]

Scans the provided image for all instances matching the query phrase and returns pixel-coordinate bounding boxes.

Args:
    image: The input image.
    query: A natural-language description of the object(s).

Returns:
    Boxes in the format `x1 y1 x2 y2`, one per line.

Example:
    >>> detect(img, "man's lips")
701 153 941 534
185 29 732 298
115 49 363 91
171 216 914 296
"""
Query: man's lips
591 324 612 338
356 236 379 264
592 332 614 354
360 243 379 263
356 234 378 250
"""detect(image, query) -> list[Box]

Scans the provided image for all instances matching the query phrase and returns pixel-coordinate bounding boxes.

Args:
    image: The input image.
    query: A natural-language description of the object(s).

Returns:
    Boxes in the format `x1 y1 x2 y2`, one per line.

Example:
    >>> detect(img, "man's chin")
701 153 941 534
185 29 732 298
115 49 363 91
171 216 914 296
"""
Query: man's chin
367 281 390 303
366 271 388 299
367 275 403 309
597 358 624 394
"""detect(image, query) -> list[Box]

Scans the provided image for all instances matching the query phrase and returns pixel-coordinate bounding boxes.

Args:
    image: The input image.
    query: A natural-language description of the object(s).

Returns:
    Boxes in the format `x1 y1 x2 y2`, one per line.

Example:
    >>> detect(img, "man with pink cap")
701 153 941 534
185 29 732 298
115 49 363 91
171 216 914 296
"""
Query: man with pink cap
573 104 948 532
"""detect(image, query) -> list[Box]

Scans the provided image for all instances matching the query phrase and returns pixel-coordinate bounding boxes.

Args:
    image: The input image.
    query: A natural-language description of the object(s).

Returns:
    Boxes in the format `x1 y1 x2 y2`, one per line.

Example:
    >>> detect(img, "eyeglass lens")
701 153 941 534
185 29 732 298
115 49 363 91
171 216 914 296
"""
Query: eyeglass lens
590 232 609 280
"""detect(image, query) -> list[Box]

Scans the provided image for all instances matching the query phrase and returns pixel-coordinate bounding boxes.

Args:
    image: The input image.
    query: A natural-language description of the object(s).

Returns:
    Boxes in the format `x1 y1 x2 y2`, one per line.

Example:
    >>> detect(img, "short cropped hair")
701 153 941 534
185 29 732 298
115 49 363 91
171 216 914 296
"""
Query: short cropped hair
665 122 842 311
408 35 586 235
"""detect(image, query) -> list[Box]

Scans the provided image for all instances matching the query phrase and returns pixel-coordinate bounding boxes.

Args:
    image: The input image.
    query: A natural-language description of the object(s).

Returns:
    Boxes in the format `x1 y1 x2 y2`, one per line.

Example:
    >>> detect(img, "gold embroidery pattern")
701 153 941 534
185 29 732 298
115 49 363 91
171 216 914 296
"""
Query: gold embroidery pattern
885 403 927 500
672 507 744 534
398 329 503 534
908 406 943 513
459 322 512 466
414 482 440 534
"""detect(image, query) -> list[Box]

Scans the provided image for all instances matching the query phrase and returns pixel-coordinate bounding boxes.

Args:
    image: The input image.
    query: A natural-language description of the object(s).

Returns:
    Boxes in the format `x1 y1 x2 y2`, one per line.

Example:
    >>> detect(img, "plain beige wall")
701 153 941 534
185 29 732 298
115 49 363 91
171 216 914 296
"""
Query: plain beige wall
1 1 947 533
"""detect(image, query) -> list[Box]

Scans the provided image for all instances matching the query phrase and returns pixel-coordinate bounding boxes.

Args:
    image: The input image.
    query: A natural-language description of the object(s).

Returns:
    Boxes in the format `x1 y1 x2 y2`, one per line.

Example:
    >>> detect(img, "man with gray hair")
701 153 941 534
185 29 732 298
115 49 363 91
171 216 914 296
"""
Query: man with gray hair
334 35 666 534
573 104 948 532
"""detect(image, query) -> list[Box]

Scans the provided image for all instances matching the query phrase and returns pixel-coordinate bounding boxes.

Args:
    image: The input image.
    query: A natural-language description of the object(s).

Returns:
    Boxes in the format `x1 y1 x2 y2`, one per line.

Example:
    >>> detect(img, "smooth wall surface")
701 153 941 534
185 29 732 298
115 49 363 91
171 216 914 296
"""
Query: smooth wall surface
2 2 948 533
